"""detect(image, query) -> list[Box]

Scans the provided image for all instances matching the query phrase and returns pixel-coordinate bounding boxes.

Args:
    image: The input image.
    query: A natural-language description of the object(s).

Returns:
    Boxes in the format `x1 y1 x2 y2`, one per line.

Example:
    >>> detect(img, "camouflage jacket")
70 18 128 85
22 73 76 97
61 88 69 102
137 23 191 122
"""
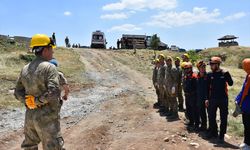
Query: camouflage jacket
157 65 166 86
165 65 178 88
152 67 159 84
14 56 60 107
175 66 183 85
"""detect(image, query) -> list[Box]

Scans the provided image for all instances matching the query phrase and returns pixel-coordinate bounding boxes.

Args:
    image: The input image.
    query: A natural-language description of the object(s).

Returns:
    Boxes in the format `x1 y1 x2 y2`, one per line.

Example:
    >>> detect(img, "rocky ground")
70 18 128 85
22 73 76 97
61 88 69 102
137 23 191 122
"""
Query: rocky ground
0 48 243 150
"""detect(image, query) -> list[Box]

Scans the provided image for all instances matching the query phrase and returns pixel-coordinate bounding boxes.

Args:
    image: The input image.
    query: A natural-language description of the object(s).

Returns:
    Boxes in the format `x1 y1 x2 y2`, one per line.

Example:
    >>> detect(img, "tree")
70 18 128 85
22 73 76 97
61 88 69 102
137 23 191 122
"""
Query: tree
150 34 160 50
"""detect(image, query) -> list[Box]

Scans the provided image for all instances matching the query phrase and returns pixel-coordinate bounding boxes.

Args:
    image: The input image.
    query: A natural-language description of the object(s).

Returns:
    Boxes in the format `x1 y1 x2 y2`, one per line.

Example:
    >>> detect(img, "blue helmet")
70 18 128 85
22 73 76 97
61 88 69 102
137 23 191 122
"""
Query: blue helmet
49 58 58 67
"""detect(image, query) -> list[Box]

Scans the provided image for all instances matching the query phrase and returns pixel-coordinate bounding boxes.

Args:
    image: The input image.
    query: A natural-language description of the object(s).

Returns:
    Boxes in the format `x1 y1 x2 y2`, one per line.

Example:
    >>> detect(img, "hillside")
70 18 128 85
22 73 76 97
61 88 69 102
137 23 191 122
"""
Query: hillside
200 46 250 68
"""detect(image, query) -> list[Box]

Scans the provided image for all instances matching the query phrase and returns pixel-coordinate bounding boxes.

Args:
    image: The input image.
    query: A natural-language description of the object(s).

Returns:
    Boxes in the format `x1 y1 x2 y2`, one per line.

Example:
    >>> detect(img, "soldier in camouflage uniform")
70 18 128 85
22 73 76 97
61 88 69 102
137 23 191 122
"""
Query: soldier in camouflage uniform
152 59 160 107
157 54 166 110
164 56 179 119
175 57 184 111
14 34 64 150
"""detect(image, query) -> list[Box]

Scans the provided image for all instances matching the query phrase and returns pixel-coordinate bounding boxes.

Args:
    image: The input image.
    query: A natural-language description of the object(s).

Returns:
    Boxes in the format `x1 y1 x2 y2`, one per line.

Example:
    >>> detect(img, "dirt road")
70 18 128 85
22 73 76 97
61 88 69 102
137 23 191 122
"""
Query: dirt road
0 49 241 150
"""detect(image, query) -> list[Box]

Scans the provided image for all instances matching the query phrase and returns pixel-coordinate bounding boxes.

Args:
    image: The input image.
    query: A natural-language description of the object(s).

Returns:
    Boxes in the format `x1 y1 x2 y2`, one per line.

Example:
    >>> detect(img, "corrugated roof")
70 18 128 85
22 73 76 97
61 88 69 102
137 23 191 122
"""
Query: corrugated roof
122 34 146 39
218 35 238 40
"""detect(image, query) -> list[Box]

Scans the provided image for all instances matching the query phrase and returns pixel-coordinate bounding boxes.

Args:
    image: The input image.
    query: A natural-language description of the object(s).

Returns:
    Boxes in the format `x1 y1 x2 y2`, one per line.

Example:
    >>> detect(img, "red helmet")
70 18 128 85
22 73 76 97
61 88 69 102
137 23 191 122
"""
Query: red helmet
209 56 222 64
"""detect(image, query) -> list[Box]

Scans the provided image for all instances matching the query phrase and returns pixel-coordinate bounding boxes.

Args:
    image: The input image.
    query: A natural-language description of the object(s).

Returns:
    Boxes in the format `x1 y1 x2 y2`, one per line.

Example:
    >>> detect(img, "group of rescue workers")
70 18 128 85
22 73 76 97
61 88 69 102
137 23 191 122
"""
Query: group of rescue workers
152 53 250 148
12 33 250 149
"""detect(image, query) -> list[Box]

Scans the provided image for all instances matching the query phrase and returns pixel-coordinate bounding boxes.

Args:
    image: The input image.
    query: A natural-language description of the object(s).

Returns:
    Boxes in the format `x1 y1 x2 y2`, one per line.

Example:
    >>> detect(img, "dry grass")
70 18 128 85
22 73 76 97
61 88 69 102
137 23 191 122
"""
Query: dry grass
54 47 86 85
201 46 250 67
0 40 28 108
0 43 86 108
110 49 183 79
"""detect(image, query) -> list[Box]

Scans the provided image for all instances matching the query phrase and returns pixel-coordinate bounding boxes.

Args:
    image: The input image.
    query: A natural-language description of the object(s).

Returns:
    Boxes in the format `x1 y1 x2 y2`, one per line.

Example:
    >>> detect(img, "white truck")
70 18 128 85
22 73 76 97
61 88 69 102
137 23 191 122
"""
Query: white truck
90 30 107 49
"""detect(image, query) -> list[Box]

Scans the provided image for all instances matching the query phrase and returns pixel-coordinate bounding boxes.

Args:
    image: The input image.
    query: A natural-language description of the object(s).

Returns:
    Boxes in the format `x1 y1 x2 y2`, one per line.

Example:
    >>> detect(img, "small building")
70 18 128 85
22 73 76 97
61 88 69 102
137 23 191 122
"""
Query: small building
121 34 146 49
170 45 179 51
218 35 239 47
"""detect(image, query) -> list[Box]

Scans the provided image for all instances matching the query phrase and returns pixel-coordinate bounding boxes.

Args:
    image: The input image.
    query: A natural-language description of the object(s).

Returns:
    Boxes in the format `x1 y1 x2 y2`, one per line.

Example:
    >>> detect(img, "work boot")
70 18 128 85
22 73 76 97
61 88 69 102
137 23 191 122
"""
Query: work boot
206 132 218 139
153 102 160 108
218 134 225 144
185 121 194 126
159 108 169 116
165 110 173 116
193 125 200 132
24 147 38 150
167 113 179 120
199 126 207 132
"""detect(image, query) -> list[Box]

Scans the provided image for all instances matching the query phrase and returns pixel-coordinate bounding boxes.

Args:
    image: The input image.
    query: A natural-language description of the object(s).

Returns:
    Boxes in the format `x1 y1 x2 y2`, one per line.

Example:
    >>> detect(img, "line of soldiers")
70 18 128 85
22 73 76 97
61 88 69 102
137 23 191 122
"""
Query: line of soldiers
152 53 233 144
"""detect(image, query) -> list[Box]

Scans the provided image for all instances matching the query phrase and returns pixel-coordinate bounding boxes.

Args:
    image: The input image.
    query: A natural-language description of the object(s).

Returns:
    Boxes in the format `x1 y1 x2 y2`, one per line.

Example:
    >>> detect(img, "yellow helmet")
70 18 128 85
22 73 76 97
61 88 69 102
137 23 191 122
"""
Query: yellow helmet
182 53 190 59
158 54 165 59
175 57 181 61
181 62 187 68
183 62 193 69
155 58 160 63
165 56 173 61
30 34 56 49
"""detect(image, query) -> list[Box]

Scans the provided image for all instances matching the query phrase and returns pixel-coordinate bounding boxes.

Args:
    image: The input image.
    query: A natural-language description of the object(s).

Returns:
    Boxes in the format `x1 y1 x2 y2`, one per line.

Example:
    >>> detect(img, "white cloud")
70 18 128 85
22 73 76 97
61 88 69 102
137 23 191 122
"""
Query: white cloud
108 24 142 32
146 7 247 28
101 13 128 20
102 0 177 11
224 12 246 21
64 11 72 16
100 11 136 20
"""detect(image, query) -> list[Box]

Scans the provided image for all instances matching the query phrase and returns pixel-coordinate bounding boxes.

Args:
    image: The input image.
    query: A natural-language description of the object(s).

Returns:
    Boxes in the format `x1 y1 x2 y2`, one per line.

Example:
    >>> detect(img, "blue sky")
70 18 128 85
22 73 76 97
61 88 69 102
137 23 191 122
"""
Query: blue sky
0 0 249 49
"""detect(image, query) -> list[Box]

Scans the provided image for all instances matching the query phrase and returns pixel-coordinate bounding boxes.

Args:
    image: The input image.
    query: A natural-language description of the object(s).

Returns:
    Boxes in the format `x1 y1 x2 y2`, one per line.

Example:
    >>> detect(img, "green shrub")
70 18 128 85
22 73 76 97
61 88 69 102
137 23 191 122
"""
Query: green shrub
19 54 35 62
187 50 202 64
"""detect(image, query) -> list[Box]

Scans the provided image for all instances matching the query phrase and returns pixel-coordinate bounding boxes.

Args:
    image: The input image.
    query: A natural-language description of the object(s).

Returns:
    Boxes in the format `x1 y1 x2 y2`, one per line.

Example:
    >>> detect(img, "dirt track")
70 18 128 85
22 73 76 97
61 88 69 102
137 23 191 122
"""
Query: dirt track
0 49 242 150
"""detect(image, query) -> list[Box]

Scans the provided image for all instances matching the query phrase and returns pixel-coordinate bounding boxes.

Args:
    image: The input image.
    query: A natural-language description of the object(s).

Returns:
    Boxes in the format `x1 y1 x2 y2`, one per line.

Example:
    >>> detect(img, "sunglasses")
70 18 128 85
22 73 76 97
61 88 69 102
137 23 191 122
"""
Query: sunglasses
210 63 218 65
199 65 206 68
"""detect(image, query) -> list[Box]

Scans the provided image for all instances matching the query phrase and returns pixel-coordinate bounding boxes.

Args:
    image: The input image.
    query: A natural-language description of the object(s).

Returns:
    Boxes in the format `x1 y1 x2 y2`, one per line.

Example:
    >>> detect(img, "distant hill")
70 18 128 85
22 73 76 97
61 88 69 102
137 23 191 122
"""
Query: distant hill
200 46 250 68
0 34 30 52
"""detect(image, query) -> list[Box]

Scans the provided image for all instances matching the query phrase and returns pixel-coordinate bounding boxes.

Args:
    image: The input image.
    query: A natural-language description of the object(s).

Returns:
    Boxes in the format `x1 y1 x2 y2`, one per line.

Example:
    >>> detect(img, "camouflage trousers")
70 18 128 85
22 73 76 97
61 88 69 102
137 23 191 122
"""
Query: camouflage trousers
158 85 165 106
165 91 178 114
163 90 170 111
21 104 64 150
154 84 160 103
177 84 184 108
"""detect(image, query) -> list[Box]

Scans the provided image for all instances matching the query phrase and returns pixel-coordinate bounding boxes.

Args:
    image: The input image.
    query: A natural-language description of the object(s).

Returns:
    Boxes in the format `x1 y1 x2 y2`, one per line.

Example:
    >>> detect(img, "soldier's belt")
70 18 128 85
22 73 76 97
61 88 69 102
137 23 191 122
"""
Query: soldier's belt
36 103 49 108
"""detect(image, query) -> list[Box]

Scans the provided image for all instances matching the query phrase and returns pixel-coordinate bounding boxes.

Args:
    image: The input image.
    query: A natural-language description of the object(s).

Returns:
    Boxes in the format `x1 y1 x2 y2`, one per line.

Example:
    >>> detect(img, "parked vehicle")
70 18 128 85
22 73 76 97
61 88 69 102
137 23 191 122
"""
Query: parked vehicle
170 45 179 51
91 30 107 49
